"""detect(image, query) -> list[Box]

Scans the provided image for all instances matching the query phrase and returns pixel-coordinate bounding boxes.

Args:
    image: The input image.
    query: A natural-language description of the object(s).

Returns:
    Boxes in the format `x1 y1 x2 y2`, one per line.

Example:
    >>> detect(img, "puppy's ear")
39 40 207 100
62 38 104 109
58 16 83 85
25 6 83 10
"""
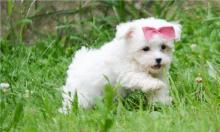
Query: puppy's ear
115 23 134 40
171 22 182 41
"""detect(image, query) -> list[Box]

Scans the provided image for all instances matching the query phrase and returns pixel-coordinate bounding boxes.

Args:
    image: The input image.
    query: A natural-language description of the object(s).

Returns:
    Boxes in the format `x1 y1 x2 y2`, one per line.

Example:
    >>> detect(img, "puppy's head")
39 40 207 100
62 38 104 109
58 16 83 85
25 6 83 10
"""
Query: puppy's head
116 18 181 74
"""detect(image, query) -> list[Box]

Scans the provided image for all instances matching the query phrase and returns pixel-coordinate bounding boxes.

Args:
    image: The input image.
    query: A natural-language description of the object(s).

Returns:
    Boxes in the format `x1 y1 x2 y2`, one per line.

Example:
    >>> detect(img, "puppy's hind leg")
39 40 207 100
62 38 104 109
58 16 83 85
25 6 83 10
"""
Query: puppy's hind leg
59 87 74 114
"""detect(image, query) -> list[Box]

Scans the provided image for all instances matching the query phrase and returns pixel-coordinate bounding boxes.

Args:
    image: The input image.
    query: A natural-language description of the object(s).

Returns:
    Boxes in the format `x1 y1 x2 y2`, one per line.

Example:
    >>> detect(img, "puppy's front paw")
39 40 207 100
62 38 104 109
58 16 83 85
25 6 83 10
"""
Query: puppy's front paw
151 80 166 90
142 80 165 92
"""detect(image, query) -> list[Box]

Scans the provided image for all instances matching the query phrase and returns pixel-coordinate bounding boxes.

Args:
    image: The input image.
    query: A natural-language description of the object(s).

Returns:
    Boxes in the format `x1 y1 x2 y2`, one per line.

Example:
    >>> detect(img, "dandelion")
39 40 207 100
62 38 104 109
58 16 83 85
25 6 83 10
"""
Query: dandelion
0 83 10 92
195 76 203 83
190 44 197 51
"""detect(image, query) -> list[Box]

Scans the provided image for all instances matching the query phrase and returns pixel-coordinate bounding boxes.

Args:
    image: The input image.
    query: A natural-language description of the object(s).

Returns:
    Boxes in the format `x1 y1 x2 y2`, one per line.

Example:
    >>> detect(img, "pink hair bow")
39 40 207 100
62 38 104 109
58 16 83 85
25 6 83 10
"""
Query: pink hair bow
142 26 175 40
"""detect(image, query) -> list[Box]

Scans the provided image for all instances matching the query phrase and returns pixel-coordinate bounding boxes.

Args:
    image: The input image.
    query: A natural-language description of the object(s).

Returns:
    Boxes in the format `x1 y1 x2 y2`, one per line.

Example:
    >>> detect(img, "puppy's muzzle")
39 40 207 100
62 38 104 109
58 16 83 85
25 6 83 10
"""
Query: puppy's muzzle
155 58 162 64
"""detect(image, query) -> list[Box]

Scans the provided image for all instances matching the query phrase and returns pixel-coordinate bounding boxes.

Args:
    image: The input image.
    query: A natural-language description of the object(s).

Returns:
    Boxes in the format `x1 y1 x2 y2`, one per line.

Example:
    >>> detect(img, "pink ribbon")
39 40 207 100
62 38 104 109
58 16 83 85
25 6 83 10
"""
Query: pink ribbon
142 26 175 40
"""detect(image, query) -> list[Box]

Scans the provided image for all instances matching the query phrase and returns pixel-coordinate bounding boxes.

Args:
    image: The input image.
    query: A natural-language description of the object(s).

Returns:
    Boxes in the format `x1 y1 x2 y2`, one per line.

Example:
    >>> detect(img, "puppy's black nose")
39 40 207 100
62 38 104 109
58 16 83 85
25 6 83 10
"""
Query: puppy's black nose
155 58 162 64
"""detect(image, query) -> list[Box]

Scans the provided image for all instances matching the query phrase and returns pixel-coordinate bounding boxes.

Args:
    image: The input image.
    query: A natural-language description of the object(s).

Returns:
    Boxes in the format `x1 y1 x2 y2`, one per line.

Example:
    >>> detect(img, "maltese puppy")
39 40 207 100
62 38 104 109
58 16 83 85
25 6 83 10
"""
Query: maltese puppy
59 17 181 113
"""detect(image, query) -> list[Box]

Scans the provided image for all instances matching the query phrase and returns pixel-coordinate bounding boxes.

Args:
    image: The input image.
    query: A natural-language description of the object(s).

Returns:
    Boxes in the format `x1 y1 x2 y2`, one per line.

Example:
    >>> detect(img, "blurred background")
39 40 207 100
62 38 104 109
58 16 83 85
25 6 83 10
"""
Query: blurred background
1 0 219 45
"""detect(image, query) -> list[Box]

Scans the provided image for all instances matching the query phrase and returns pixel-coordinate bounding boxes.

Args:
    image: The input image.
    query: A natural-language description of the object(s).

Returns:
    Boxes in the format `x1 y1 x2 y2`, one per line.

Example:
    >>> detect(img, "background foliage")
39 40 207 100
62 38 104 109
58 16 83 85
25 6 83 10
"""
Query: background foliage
0 0 220 131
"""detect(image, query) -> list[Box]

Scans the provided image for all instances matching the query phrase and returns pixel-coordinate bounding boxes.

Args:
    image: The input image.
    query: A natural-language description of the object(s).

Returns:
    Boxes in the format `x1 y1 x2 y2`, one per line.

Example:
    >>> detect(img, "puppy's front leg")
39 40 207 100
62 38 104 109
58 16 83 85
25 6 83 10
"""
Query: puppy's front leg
118 72 166 92
150 84 172 105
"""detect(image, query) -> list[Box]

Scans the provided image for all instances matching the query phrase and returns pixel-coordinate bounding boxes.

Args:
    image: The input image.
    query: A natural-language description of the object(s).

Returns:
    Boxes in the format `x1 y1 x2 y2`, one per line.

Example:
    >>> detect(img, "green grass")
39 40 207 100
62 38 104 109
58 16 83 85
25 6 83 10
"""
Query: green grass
1 1 220 132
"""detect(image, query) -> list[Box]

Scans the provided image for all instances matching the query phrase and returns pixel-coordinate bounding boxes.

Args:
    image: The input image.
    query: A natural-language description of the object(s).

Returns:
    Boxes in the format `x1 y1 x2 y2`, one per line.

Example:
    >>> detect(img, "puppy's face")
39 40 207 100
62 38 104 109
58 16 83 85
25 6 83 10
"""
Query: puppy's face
132 39 173 74
116 18 181 74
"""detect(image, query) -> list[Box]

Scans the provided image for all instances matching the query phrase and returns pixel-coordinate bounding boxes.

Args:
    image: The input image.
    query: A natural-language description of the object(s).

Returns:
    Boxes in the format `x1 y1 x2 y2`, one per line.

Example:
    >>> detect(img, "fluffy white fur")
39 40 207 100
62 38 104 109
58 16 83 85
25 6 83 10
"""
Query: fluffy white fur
59 17 181 113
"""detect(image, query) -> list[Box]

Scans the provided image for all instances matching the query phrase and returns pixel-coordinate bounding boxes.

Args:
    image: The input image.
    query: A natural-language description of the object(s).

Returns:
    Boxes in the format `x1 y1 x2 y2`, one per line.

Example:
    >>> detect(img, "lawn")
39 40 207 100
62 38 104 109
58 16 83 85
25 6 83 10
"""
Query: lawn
1 1 220 132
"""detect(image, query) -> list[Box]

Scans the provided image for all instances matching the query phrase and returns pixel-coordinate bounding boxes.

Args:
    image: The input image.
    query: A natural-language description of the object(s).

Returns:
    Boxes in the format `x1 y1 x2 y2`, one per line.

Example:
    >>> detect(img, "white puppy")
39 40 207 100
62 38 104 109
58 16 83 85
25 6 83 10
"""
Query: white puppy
59 17 181 113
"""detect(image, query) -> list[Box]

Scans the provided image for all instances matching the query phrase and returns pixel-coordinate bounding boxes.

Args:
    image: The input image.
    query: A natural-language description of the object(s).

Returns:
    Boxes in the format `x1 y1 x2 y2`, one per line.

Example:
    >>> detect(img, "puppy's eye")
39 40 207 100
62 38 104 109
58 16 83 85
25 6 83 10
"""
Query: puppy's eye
161 44 167 50
142 46 150 51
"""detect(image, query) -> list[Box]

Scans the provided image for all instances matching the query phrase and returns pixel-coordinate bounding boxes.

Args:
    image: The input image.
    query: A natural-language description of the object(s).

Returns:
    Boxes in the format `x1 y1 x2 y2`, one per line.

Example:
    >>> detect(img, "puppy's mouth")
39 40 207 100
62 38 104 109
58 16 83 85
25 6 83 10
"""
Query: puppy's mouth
151 64 162 70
